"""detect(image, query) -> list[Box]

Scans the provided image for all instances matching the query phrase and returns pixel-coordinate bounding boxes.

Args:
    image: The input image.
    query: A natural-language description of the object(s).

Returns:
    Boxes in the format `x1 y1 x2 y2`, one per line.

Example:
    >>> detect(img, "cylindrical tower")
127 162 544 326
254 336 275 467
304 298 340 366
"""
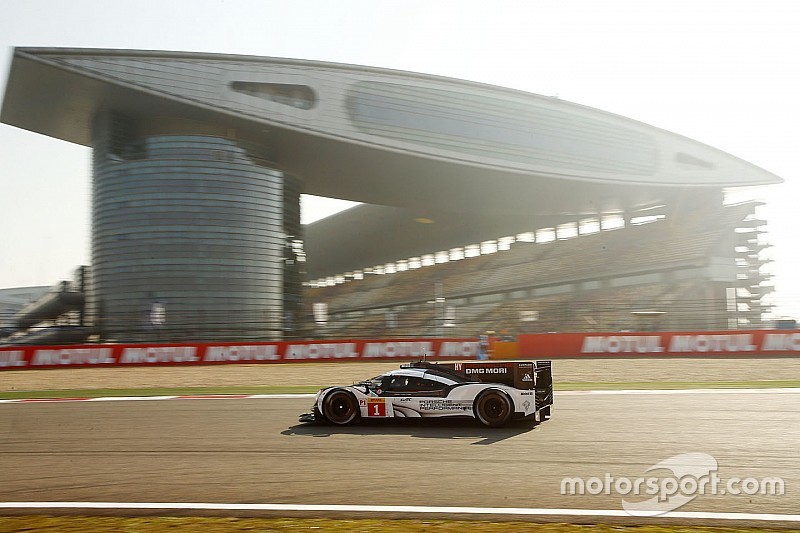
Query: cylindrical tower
90 112 303 341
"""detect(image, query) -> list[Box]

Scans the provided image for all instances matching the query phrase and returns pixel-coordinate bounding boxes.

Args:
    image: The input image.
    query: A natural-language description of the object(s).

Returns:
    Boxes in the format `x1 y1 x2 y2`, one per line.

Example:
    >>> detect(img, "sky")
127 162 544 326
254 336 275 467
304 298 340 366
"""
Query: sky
1 0 799 316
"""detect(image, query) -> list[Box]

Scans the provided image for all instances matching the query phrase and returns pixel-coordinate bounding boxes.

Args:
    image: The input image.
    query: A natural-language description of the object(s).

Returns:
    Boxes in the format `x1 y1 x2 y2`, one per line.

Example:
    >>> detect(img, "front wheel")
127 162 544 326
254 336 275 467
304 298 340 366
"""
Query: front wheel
322 390 360 425
474 390 513 428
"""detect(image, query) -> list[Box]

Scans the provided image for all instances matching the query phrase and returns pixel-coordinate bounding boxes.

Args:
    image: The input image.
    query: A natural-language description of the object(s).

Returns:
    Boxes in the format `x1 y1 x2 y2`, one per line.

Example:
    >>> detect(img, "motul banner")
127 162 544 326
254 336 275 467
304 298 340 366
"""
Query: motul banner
517 330 800 357
3 330 798 371
0 338 478 371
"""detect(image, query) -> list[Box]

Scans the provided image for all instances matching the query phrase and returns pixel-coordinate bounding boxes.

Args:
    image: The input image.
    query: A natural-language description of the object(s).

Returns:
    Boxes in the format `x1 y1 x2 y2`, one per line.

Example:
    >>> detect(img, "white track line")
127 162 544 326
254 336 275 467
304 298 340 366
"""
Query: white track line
1 388 799 404
0 394 315 404
0 502 798 522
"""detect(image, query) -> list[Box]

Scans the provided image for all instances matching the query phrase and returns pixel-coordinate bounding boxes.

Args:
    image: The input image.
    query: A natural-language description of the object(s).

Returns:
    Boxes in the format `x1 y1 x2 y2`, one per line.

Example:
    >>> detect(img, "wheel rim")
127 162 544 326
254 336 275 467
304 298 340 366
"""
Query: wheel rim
326 392 356 424
484 397 505 420
479 393 510 424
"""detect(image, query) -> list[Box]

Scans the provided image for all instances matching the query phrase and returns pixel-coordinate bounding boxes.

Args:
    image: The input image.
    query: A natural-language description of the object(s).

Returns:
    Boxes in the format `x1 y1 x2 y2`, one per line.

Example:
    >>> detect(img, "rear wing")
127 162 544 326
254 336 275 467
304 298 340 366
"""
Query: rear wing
532 360 554 409
403 360 553 407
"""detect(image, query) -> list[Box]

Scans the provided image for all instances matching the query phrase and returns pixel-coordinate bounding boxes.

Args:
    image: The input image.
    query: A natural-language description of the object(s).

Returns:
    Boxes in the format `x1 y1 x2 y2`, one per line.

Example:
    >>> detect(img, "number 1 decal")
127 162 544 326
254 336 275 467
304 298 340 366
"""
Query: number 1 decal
367 398 387 417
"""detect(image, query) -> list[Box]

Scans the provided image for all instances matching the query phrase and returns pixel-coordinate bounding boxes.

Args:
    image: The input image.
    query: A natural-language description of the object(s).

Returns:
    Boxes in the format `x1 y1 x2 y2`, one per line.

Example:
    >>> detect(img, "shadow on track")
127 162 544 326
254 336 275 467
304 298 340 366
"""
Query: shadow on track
280 418 540 445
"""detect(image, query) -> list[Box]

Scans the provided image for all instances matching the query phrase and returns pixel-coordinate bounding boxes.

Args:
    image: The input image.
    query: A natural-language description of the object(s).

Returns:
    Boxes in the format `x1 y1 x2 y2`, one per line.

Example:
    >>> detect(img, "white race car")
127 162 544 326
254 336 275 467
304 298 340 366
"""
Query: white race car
299 360 553 428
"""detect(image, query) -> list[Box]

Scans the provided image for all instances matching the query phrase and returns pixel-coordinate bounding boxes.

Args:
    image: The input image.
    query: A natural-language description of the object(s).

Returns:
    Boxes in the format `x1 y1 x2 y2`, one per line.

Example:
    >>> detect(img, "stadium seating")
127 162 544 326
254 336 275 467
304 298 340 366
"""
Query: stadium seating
305 201 772 338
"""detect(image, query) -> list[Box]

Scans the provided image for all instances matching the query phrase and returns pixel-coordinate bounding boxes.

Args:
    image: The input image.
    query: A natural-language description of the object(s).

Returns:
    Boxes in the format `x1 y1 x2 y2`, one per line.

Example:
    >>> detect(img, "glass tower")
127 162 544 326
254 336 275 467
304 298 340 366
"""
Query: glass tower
90 112 303 341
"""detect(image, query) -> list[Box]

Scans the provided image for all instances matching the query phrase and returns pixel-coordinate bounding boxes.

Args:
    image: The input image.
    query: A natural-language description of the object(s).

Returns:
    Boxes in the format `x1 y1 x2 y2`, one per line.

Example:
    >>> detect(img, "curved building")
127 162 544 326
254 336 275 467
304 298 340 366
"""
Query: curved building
90 116 301 340
0 47 782 341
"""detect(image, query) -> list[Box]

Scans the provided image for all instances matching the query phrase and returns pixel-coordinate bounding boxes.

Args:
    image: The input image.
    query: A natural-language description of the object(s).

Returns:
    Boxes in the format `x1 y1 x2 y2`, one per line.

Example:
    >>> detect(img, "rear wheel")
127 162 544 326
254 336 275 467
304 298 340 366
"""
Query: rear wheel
322 390 360 425
474 390 513 428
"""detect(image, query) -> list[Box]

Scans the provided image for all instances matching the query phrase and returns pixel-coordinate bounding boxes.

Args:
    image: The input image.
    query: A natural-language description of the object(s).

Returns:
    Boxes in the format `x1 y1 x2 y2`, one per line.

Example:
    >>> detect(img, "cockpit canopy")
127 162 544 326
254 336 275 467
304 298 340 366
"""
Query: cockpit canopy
364 368 478 395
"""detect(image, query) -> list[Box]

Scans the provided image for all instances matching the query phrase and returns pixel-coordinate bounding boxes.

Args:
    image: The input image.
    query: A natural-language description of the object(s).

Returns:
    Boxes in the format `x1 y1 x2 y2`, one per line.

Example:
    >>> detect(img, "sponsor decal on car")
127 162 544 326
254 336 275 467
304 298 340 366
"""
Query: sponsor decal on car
465 367 508 374
366 398 388 417
419 399 469 412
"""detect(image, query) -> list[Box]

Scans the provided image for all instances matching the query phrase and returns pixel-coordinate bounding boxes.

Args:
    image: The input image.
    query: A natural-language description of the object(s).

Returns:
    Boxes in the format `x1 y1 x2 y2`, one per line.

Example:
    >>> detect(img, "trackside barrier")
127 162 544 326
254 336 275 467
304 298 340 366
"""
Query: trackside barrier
488 340 519 359
0 338 479 371
516 330 800 358
3 330 799 371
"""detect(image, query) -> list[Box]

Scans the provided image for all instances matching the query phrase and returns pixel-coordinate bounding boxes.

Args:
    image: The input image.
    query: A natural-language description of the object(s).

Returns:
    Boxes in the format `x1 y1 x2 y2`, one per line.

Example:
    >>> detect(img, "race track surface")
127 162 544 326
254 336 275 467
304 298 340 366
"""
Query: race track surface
1 391 798 525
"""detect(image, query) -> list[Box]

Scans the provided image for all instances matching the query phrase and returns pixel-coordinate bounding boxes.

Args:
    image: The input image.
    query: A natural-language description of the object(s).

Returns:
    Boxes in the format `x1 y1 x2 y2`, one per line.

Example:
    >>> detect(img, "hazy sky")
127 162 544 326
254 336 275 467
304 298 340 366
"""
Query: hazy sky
1 1 799 316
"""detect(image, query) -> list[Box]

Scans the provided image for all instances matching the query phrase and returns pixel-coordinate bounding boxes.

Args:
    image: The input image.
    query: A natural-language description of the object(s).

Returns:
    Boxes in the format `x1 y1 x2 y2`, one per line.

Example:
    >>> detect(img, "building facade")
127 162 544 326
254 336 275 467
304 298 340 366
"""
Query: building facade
0 48 782 342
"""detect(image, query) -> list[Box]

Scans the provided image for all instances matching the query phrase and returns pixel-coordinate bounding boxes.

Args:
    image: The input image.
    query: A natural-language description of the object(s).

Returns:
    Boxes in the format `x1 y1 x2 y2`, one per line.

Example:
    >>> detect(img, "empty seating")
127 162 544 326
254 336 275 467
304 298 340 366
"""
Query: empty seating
305 203 771 337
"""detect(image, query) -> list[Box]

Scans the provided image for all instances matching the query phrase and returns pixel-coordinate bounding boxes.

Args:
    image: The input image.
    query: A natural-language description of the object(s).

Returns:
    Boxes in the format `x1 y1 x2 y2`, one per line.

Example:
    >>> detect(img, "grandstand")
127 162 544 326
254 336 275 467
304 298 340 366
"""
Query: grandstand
304 199 773 338
0 48 781 344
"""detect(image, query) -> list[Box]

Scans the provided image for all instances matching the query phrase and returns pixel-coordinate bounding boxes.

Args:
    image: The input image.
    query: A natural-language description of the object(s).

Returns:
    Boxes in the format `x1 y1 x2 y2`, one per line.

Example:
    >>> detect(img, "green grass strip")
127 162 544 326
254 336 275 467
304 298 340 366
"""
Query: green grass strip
1 380 799 400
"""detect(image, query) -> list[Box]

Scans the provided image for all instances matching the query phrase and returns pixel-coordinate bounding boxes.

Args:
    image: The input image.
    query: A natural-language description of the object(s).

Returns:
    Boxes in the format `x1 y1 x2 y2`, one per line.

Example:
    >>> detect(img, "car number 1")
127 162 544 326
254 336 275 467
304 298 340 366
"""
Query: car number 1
367 398 387 417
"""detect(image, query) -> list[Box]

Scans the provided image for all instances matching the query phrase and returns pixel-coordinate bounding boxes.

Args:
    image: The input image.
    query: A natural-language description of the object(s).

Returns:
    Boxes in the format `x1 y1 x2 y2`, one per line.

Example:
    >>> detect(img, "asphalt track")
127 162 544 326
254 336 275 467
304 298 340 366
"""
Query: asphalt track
1 390 799 527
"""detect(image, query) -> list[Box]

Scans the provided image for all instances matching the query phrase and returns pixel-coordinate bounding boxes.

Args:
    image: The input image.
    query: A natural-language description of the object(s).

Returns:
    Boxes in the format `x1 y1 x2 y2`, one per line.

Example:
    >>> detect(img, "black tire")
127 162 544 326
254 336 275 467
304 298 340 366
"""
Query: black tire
474 389 513 428
322 389 360 425
540 405 551 419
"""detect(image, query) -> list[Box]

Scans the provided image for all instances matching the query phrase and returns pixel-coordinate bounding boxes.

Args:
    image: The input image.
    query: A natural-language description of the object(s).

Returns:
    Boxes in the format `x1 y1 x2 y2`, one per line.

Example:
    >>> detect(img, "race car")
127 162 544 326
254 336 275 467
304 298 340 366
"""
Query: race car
299 360 553 428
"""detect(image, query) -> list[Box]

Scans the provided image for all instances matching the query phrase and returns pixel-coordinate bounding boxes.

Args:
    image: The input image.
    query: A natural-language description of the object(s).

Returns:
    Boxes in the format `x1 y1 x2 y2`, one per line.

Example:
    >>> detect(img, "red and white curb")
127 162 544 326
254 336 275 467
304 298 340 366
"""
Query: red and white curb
0 501 797 523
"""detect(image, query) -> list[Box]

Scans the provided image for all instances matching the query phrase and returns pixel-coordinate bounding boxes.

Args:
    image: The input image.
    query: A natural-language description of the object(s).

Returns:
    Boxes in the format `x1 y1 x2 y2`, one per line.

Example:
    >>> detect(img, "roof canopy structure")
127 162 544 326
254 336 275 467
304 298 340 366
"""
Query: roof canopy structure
3 48 781 214
2 48 783 281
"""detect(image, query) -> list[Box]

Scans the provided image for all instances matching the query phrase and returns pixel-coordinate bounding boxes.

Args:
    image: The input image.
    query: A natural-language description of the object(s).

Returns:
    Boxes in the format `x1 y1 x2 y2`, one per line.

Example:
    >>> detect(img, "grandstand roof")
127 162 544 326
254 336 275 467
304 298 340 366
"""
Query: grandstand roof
2 47 781 219
2 48 783 279
302 197 710 279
